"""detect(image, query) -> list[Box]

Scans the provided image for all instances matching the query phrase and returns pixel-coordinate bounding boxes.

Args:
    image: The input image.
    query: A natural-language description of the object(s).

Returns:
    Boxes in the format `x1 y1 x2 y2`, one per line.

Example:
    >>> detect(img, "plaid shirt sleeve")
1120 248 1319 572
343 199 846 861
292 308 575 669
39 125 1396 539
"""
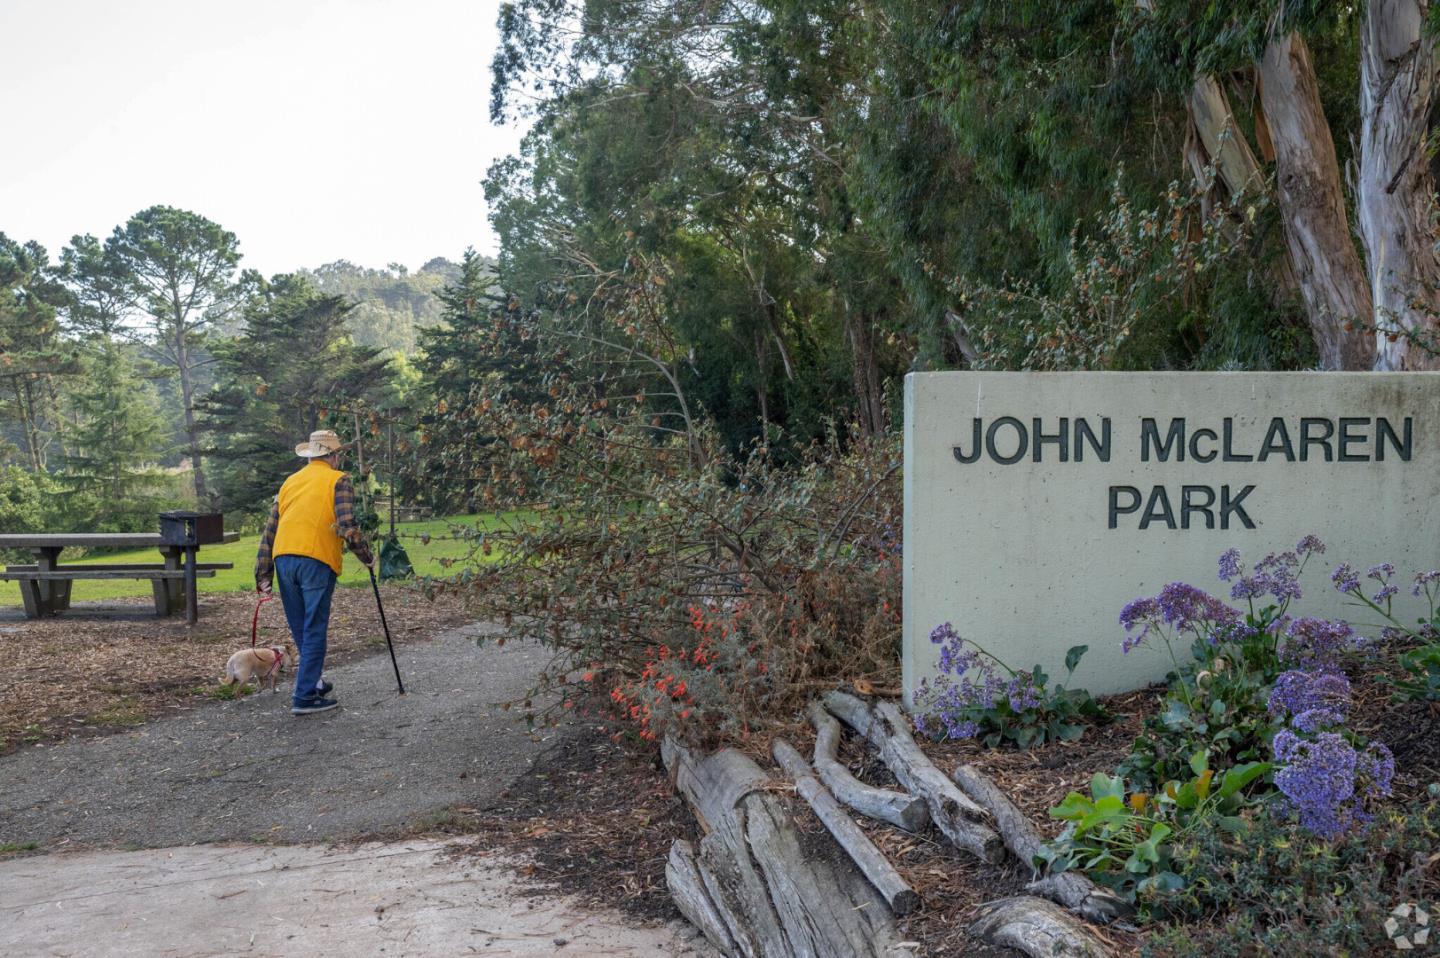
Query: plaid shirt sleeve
334 476 374 566
254 499 281 588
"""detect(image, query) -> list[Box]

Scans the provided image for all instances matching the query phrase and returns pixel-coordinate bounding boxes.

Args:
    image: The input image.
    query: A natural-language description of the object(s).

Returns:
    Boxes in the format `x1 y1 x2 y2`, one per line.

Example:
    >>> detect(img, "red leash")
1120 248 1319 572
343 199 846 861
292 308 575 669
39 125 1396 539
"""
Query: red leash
252 592 274 648
252 593 283 678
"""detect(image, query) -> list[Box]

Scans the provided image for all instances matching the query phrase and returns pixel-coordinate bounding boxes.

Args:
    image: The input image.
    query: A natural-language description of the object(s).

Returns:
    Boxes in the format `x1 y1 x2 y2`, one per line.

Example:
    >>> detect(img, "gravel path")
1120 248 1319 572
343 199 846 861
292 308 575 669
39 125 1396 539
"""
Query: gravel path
0 623 567 849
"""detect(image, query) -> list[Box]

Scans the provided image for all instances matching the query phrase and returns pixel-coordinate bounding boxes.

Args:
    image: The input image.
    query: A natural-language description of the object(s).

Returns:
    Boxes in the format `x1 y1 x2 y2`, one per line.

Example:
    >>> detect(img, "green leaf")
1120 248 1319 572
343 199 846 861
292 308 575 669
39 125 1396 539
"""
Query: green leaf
1091 773 1126 801
1065 644 1088 674
1189 751 1209 776
1050 792 1093 820
1216 761 1271 799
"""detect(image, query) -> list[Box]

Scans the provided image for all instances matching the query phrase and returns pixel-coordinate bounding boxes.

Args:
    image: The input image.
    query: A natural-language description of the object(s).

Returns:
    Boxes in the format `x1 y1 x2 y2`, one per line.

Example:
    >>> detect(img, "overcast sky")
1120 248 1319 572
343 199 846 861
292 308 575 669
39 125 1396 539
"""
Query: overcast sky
1 0 525 277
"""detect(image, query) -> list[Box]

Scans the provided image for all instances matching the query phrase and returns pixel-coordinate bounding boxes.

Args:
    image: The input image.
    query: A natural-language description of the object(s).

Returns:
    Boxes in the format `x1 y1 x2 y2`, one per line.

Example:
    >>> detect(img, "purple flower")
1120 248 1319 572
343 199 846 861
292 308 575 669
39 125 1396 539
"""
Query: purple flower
1119 596 1160 653
1006 673 1042 712
1283 617 1357 670
919 624 1038 740
1372 584 1399 604
1217 548 1242 582
1156 582 1240 633
1367 563 1395 582
1295 535 1326 556
1331 564 1361 595
1121 584 1239 653
1411 571 1440 597
1254 551 1303 603
1272 732 1394 839
1269 668 1351 725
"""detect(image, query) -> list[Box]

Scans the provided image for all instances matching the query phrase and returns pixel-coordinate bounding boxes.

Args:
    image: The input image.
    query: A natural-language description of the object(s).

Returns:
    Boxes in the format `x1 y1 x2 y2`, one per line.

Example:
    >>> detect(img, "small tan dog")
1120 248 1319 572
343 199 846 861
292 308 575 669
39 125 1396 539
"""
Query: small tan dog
221 646 290 695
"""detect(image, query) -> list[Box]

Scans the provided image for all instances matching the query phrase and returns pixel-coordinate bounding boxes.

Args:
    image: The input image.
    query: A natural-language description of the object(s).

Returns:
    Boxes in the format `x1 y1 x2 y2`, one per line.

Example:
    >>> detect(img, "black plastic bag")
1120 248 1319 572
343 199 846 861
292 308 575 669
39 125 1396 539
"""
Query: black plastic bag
378 534 414 581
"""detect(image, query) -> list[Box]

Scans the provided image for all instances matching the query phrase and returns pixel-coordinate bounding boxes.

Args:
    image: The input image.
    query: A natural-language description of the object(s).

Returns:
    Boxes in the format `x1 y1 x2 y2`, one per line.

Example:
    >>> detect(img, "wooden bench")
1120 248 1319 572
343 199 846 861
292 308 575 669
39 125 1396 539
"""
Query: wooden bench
0 533 239 621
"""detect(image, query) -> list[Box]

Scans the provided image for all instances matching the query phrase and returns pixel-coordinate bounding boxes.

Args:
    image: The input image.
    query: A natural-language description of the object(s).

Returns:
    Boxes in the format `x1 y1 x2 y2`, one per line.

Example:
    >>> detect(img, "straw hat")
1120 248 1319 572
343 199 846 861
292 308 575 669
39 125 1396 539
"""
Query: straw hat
295 429 349 458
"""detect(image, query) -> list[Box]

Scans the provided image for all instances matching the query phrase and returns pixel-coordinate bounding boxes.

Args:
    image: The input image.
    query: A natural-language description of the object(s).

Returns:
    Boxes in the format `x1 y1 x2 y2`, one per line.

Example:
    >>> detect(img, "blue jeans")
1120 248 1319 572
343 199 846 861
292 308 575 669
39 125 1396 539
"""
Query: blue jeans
275 555 337 705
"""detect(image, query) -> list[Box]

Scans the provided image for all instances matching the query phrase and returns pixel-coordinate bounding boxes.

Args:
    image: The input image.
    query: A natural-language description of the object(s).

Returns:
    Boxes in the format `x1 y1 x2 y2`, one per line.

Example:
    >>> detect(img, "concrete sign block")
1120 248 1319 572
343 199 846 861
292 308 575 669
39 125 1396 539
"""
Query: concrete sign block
903 371 1440 700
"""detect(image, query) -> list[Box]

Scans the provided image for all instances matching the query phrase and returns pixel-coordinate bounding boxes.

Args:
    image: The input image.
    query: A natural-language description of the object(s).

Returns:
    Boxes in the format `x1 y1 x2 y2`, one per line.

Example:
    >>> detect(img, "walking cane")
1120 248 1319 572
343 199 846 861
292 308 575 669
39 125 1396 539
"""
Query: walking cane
367 564 406 695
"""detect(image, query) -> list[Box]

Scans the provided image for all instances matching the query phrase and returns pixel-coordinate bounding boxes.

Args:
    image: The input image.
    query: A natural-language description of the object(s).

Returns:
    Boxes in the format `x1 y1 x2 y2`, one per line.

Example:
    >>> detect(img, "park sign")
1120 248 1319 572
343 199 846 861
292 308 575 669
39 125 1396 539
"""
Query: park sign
902 371 1440 701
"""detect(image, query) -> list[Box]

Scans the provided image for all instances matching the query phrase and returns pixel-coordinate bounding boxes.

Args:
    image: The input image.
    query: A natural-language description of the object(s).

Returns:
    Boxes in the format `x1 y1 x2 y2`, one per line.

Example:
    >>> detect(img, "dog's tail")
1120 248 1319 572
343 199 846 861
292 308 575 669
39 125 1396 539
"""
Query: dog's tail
220 660 239 686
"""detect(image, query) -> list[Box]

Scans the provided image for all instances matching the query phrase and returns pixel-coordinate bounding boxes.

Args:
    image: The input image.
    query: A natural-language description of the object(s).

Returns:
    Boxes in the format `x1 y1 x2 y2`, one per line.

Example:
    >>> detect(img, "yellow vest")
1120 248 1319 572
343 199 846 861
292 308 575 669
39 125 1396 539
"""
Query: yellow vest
272 460 346 575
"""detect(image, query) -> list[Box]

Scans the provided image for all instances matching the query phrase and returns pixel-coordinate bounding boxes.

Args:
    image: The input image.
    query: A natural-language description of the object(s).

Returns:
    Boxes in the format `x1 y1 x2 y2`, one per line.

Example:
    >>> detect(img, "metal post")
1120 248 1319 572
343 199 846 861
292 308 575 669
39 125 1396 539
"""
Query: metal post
184 542 198 625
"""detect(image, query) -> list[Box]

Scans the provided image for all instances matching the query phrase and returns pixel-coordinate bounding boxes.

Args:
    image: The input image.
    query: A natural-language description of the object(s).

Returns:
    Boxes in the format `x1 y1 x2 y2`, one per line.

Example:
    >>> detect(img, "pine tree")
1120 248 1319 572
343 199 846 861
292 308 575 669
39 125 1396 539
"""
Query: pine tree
0 234 77 472
200 274 394 515
413 248 541 512
60 339 171 531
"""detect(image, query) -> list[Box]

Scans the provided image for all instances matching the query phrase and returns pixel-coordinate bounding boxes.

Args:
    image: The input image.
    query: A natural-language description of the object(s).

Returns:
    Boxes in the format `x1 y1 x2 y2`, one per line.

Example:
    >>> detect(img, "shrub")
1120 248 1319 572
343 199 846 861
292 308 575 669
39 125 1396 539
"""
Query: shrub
447 362 903 743
1144 799 1440 956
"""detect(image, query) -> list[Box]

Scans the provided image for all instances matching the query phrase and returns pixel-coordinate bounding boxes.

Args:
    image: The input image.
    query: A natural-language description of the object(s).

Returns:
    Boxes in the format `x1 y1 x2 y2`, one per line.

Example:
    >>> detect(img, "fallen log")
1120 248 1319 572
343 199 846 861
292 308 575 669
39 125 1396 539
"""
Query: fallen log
667 840 738 955
822 691 1003 863
969 896 1114 958
808 702 929 832
952 764 1131 924
771 737 920 916
662 736 912 957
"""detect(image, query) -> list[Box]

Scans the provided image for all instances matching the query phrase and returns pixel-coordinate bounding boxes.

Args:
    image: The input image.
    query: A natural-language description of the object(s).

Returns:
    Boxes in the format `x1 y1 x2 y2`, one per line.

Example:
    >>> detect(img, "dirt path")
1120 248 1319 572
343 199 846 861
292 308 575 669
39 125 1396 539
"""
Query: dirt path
2 840 690 957
1 623 562 848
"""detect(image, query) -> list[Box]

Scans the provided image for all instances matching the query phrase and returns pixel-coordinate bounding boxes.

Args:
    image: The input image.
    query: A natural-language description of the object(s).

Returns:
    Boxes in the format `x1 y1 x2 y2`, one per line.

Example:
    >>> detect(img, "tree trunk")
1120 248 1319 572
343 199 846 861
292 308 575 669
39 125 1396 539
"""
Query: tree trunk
969 897 1115 958
660 737 911 958
1188 76 1266 200
13 379 42 473
1358 0 1440 369
771 738 920 916
175 328 209 502
845 311 886 439
821 692 1004 862
808 701 929 831
1259 32 1376 370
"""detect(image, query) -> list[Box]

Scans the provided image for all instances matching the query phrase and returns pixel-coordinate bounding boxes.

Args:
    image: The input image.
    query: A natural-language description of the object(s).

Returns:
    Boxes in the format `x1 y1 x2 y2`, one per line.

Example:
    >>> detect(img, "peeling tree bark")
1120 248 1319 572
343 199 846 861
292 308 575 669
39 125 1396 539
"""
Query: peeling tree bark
1358 0 1440 369
1188 75 1266 199
1259 32 1376 370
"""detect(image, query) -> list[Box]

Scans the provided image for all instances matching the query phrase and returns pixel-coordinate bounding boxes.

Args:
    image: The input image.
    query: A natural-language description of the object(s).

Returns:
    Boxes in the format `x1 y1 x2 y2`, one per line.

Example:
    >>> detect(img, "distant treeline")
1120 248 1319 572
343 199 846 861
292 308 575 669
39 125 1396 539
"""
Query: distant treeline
0 209 497 535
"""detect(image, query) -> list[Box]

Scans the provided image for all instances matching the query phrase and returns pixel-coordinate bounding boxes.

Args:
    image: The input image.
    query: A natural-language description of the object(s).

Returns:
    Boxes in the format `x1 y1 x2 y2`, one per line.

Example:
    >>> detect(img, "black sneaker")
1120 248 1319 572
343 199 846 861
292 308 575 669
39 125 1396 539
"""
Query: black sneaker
291 695 339 716
315 679 334 697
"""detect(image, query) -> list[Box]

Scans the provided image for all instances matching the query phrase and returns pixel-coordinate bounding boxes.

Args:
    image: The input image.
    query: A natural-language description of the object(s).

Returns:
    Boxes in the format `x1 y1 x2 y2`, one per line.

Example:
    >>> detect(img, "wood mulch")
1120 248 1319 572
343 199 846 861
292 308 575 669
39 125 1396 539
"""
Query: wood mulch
0 585 473 755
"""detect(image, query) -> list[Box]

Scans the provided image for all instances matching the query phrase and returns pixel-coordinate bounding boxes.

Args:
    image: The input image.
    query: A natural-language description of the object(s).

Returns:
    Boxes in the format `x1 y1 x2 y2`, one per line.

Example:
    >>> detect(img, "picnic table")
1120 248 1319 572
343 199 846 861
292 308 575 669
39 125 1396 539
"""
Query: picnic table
0 532 240 624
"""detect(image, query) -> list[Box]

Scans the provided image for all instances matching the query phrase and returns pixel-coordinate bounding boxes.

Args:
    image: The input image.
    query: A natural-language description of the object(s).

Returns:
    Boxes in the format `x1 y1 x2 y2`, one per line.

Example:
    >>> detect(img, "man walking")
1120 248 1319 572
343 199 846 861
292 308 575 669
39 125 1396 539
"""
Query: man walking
255 429 374 715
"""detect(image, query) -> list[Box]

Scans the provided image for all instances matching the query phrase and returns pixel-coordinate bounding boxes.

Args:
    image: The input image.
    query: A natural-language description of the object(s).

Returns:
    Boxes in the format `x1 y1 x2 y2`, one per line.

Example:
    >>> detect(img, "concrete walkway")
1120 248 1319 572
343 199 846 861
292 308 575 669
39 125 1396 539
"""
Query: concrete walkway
2 840 689 957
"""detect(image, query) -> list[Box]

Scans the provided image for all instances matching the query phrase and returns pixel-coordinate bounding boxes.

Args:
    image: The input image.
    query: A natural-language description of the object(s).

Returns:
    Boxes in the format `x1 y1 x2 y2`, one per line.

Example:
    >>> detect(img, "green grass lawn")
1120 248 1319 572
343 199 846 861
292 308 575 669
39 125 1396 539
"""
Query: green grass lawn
2 513 517 607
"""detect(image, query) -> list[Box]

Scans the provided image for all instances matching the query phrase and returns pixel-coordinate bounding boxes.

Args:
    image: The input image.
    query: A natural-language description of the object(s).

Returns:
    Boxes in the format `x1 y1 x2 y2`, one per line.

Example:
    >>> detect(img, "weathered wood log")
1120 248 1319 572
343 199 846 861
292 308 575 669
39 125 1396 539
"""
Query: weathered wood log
969 896 1115 958
822 691 1003 863
662 736 912 957
952 764 1131 924
667 839 738 955
808 702 929 832
771 738 920 916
